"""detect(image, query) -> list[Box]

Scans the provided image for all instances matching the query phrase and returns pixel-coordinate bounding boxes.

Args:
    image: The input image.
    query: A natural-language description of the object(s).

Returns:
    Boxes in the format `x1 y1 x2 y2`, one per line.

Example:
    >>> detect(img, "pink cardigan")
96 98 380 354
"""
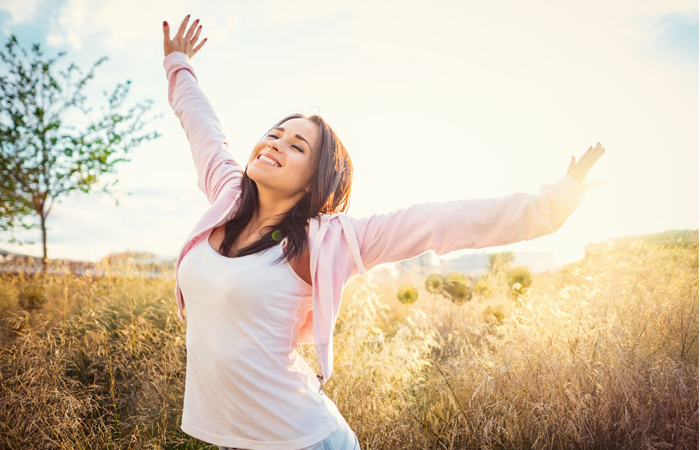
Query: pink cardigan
164 51 584 391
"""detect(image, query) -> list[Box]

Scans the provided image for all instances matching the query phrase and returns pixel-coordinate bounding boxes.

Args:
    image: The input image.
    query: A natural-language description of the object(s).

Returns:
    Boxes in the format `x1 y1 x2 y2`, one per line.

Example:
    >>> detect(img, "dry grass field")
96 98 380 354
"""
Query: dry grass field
0 236 697 449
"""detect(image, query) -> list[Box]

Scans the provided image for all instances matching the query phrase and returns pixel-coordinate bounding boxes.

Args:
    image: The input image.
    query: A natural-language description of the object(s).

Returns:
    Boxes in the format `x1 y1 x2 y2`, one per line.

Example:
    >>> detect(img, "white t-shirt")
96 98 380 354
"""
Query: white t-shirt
177 230 344 449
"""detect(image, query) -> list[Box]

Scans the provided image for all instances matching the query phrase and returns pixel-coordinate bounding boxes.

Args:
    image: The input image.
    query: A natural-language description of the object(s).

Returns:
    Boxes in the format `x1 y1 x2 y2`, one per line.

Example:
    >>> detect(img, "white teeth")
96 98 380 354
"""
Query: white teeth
258 155 280 167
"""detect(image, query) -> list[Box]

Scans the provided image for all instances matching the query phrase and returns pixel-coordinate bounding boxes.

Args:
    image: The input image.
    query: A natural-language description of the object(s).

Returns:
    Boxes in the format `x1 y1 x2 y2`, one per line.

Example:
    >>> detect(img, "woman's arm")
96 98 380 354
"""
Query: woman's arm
162 15 243 204
349 142 605 272
352 175 583 271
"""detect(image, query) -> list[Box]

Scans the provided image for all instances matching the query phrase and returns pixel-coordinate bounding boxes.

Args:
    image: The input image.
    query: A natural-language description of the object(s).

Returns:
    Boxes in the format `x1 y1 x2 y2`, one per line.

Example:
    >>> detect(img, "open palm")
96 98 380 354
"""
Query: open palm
567 142 606 193
163 14 207 60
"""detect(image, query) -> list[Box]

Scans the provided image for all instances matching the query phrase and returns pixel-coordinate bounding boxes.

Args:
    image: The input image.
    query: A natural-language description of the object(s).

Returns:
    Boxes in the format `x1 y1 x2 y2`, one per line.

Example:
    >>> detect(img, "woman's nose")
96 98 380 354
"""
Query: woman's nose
267 139 281 152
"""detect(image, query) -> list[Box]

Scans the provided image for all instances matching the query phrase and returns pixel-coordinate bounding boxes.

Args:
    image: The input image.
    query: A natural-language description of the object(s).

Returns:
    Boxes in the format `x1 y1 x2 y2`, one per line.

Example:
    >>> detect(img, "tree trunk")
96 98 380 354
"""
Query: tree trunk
40 212 47 274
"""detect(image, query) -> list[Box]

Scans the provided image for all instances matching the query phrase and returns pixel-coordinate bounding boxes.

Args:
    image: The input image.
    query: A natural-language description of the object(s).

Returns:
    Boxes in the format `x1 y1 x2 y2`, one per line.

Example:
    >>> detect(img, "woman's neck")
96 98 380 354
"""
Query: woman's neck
249 187 305 234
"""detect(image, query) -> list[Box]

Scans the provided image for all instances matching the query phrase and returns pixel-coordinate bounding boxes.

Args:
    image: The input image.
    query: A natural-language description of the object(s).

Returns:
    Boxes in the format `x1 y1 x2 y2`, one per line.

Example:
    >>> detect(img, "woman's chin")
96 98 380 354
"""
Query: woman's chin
246 166 264 183
246 170 274 190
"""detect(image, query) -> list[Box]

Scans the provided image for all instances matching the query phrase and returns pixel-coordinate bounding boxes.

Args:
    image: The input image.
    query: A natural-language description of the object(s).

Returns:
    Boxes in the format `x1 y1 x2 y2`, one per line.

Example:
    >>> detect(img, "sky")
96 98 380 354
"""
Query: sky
0 0 697 268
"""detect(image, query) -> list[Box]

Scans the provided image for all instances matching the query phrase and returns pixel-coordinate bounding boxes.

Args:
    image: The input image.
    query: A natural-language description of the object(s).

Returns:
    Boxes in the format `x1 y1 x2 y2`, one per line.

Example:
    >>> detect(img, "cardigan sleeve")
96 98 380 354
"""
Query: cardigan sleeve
349 174 585 272
164 52 243 204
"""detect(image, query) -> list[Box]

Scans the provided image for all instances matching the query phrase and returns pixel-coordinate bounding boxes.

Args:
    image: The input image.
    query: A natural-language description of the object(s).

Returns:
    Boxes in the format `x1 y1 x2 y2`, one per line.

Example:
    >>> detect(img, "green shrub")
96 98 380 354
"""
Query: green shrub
484 305 506 323
473 276 494 299
17 284 47 311
443 272 472 304
507 266 532 299
424 274 444 294
397 284 419 305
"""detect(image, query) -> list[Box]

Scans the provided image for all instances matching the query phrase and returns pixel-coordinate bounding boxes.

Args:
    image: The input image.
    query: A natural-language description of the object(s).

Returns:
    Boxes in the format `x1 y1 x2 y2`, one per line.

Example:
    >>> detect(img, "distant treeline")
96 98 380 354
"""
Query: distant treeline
585 229 698 255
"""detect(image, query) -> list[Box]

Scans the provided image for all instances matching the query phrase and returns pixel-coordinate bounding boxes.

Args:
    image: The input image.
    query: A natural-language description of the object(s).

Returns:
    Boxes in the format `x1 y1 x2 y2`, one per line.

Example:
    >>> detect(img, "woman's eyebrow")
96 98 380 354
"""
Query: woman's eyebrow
275 126 311 150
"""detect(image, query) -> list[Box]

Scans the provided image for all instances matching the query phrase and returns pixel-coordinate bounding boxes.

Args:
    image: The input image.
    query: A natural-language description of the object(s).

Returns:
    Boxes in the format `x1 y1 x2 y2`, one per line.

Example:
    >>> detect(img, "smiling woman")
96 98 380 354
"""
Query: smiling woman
161 13 604 450
211 113 352 290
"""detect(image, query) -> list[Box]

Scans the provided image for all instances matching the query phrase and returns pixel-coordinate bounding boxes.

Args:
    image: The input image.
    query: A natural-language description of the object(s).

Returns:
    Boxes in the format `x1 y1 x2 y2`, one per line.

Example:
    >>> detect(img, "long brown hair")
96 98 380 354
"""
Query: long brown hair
219 113 353 263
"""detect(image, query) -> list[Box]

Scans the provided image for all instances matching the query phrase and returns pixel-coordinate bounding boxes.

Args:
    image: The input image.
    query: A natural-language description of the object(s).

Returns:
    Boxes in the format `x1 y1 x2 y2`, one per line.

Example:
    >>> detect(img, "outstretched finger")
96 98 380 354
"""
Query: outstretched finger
185 18 200 41
191 23 203 44
177 14 191 38
578 143 605 171
586 146 606 171
590 143 605 160
578 144 596 162
162 21 170 42
193 37 208 56
575 143 603 171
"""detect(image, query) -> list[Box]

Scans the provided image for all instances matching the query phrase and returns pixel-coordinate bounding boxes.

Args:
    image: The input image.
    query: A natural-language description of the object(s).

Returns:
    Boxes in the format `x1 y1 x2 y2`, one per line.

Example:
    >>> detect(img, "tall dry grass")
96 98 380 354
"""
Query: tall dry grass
0 240 697 449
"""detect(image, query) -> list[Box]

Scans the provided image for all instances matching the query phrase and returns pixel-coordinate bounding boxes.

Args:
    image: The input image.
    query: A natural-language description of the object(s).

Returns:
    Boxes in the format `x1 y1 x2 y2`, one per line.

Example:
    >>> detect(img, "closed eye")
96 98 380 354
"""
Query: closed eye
268 128 305 153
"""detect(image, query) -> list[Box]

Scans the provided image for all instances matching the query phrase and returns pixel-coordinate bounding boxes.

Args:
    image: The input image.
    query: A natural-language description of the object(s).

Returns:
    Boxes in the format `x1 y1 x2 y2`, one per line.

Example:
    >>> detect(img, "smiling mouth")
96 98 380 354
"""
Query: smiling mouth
257 154 281 167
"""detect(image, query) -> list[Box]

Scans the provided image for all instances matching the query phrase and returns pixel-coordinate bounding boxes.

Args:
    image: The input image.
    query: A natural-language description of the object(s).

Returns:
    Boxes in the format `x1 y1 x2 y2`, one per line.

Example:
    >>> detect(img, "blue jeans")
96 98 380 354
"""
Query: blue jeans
217 418 361 450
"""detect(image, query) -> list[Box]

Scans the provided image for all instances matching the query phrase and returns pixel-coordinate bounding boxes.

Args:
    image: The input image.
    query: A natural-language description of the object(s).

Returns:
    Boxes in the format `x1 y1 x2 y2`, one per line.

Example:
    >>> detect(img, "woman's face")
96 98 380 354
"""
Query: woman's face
246 118 321 200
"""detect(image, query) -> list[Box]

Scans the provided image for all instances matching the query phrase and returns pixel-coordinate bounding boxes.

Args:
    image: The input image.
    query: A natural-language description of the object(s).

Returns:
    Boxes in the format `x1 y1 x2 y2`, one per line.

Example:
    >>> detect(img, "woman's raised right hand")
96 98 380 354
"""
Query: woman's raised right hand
163 14 207 60
566 142 606 193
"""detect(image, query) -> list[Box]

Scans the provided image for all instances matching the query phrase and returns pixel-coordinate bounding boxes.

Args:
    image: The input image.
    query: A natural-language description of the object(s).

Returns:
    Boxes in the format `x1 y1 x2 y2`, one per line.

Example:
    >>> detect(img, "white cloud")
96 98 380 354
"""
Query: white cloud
45 32 64 47
44 0 88 50
0 0 44 24
44 0 195 54
201 20 228 48
253 0 349 25
225 13 239 30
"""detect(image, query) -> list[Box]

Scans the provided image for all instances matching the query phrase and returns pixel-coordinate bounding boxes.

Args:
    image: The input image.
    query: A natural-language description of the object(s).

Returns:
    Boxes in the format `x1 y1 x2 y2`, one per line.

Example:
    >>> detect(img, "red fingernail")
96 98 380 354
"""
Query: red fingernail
186 14 190 18
163 21 168 26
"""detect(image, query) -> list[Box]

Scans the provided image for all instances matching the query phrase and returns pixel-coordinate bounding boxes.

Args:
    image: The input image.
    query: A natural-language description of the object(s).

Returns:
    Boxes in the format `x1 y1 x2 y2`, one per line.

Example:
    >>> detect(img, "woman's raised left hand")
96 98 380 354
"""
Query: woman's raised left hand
567 142 606 193
163 14 207 60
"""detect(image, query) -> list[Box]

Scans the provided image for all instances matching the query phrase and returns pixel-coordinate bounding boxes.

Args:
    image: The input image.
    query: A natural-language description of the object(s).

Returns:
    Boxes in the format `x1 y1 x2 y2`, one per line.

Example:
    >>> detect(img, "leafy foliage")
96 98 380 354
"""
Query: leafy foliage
0 35 160 257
